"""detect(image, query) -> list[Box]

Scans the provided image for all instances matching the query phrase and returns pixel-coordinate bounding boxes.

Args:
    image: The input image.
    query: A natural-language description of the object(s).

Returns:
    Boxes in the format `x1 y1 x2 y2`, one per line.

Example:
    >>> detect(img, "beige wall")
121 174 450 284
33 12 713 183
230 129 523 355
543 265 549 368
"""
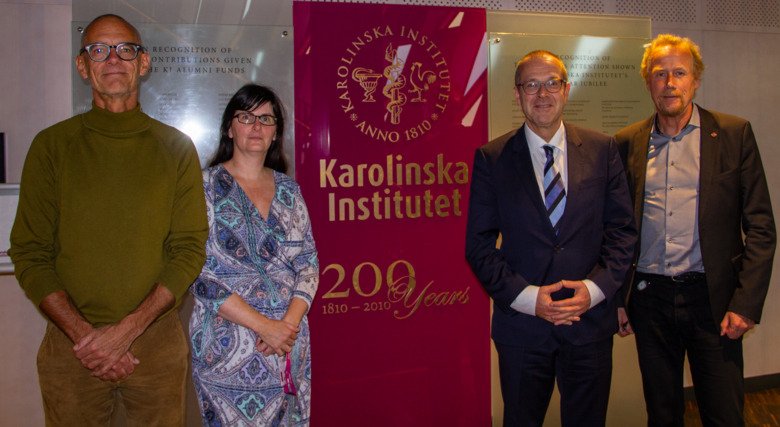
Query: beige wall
1 2 71 425
0 276 46 426
2 1 779 426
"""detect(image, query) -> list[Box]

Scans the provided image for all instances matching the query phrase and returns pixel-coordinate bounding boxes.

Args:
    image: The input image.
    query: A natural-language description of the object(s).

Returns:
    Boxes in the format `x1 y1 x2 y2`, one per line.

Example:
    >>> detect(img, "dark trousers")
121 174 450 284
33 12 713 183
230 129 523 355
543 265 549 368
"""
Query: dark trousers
496 335 613 427
629 274 744 427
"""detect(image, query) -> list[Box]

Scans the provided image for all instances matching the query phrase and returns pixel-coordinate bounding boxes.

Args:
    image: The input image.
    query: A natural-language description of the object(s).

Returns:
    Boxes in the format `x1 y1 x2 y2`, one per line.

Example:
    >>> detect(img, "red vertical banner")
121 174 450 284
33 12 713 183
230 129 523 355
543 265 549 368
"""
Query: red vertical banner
294 2 489 425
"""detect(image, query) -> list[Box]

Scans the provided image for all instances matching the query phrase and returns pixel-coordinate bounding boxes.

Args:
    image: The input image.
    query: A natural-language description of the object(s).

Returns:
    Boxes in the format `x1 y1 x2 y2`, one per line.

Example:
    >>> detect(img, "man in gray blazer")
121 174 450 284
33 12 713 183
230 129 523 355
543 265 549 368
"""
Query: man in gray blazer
615 34 776 426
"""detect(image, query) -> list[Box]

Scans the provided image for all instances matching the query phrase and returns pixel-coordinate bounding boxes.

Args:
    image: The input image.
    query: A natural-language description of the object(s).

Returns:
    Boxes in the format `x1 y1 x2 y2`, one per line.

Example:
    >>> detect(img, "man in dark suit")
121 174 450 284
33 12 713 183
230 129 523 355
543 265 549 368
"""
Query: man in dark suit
615 34 776 426
466 50 636 426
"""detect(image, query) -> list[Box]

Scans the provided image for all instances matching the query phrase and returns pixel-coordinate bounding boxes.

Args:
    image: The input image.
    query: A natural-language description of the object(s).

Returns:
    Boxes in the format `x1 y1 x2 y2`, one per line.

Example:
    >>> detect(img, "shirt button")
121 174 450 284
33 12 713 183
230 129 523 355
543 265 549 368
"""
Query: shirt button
669 211 673 216
669 186 674 190
670 161 676 166
668 238 674 243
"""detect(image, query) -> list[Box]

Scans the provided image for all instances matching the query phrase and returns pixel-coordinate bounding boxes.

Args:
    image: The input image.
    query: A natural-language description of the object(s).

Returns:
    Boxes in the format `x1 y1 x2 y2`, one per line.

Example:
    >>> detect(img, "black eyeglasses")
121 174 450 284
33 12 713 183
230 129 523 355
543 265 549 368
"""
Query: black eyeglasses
80 43 146 62
234 112 278 126
516 78 567 95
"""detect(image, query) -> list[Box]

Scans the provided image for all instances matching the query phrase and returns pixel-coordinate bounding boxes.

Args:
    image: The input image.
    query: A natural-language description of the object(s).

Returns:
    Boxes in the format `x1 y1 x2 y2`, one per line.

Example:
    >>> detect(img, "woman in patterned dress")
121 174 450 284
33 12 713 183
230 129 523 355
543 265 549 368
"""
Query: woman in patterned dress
190 84 319 426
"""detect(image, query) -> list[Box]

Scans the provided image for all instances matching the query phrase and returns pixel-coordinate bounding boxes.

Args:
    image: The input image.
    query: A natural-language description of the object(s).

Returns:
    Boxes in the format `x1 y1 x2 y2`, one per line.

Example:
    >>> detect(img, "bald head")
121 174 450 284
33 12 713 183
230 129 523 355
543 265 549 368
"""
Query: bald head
514 50 568 86
81 14 143 48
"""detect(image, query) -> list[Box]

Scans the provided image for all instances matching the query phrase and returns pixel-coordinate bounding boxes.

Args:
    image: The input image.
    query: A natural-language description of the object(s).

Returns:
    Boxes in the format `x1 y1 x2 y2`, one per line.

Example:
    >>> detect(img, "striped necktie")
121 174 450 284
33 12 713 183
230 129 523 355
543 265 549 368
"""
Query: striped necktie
543 145 566 234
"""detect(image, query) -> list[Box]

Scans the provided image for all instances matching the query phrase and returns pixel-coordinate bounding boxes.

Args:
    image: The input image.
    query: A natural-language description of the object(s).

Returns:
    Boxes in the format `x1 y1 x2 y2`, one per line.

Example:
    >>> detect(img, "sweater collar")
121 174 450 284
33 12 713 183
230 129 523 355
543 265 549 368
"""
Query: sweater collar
82 102 151 137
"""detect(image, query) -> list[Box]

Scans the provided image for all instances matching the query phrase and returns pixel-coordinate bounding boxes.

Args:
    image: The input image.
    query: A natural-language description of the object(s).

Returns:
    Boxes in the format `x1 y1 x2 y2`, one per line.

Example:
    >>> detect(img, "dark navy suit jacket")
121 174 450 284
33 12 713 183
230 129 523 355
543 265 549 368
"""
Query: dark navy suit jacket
466 123 636 346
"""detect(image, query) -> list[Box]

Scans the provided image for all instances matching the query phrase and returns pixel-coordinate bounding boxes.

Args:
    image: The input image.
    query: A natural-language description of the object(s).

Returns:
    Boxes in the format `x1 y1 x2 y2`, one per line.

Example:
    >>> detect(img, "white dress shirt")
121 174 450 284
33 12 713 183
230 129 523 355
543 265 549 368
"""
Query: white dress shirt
510 123 606 315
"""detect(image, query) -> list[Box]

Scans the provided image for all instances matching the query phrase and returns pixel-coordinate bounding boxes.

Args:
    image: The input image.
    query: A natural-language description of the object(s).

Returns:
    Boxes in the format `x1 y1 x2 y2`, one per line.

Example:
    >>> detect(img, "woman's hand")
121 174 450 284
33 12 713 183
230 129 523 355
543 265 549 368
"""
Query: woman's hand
255 319 299 356
256 297 311 356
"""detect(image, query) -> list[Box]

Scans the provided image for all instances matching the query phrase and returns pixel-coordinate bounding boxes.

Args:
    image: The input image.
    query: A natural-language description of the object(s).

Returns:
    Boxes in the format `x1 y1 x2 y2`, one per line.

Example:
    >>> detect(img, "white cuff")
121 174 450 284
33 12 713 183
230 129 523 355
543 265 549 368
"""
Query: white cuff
510 286 539 315
583 279 605 308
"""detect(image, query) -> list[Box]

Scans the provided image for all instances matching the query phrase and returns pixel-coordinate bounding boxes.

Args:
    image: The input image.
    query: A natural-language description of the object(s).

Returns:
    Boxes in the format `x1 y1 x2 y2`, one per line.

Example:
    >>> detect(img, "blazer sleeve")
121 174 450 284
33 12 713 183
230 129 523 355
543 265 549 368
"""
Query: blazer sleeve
730 121 776 322
585 138 637 302
465 147 530 313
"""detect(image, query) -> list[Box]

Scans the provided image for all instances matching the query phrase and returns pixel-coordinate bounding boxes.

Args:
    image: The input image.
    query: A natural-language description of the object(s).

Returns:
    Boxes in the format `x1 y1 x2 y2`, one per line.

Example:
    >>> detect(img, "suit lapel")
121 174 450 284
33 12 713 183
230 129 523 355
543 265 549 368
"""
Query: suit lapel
558 124 584 238
629 117 653 224
697 106 719 218
511 126 551 230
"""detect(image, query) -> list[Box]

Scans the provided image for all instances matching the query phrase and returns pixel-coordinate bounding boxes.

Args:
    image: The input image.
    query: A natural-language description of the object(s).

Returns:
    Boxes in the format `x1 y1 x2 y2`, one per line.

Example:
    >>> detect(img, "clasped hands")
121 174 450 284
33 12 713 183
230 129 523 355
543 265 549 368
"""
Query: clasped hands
535 280 591 325
72 323 140 382
255 318 300 357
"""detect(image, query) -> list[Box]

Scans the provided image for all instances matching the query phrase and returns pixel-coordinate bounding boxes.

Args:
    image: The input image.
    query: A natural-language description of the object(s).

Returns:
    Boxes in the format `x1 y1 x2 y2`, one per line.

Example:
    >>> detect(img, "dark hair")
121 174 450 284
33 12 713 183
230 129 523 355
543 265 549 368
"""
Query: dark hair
209 84 288 173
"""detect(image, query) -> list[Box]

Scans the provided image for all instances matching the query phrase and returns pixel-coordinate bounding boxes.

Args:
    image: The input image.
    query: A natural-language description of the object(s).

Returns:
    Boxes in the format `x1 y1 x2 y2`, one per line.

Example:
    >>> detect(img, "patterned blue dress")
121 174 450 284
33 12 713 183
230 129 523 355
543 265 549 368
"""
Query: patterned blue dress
190 165 319 426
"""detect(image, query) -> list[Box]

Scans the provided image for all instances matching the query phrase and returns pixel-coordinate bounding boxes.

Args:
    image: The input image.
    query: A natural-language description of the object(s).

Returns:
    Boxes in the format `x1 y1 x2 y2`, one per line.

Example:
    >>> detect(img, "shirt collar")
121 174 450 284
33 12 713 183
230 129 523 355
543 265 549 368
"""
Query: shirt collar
524 121 566 153
652 104 701 136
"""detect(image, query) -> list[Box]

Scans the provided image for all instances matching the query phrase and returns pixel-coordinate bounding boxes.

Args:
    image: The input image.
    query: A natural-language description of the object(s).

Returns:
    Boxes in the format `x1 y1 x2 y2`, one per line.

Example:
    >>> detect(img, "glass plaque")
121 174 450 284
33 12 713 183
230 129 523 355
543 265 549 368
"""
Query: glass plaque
72 23 294 170
489 34 652 139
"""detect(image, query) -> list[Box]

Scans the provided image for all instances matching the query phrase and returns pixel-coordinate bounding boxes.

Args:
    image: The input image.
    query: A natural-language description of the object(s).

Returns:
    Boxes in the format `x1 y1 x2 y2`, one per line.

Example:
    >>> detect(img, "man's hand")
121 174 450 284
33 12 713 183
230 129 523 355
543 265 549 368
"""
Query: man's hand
96 351 140 382
547 280 591 324
720 311 755 339
73 283 173 377
535 282 579 325
617 307 634 337
73 323 138 377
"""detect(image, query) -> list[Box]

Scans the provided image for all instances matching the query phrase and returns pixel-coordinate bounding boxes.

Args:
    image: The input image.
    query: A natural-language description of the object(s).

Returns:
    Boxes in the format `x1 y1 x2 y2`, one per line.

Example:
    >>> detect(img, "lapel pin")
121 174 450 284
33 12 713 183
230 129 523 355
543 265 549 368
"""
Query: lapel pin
710 131 718 138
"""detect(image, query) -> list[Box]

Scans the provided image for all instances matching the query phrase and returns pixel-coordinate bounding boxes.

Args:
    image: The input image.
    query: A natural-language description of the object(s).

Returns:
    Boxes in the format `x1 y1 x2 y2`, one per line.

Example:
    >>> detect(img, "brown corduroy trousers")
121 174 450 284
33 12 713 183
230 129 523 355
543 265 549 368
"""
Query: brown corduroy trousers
37 310 189 427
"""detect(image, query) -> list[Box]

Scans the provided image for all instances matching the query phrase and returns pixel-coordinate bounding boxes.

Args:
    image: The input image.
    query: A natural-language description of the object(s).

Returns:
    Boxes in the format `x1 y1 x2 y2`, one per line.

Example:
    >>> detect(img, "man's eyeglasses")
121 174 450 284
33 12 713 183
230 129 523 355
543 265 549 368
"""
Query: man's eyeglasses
234 112 278 126
516 78 567 95
80 43 145 62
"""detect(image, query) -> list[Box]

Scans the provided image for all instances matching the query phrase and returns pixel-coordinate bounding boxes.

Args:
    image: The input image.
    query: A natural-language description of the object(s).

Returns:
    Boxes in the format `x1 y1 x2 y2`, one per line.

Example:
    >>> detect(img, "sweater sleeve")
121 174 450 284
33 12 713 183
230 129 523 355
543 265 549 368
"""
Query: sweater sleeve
10 132 66 306
155 141 208 304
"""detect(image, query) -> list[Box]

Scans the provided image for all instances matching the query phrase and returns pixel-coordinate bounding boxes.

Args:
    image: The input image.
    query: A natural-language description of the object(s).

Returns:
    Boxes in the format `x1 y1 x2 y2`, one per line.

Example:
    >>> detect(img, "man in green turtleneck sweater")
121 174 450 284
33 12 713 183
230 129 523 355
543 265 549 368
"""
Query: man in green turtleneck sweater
9 14 207 425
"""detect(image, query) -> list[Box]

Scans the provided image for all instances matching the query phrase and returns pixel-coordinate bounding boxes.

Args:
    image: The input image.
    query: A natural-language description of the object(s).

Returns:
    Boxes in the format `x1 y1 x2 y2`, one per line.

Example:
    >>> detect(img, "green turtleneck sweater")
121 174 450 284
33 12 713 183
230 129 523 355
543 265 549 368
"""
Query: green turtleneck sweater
10 105 207 325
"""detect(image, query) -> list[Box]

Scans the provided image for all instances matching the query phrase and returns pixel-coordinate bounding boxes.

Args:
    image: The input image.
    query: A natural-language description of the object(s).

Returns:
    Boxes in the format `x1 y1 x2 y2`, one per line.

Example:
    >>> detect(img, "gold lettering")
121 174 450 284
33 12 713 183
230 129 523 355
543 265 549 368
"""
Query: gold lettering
423 190 434 217
453 163 469 184
435 194 451 217
423 162 435 185
368 164 384 186
339 90 354 113
357 197 371 220
337 163 354 187
335 193 355 221
321 159 337 188
452 189 463 216
389 276 471 319
325 188 463 222
436 153 453 184
329 192 336 221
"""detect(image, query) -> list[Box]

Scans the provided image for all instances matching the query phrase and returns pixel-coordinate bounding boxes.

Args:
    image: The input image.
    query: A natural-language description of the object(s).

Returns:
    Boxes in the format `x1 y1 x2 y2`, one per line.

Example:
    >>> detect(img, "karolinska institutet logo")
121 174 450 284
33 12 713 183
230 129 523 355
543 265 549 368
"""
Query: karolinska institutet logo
321 24 467 224
336 25 452 143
